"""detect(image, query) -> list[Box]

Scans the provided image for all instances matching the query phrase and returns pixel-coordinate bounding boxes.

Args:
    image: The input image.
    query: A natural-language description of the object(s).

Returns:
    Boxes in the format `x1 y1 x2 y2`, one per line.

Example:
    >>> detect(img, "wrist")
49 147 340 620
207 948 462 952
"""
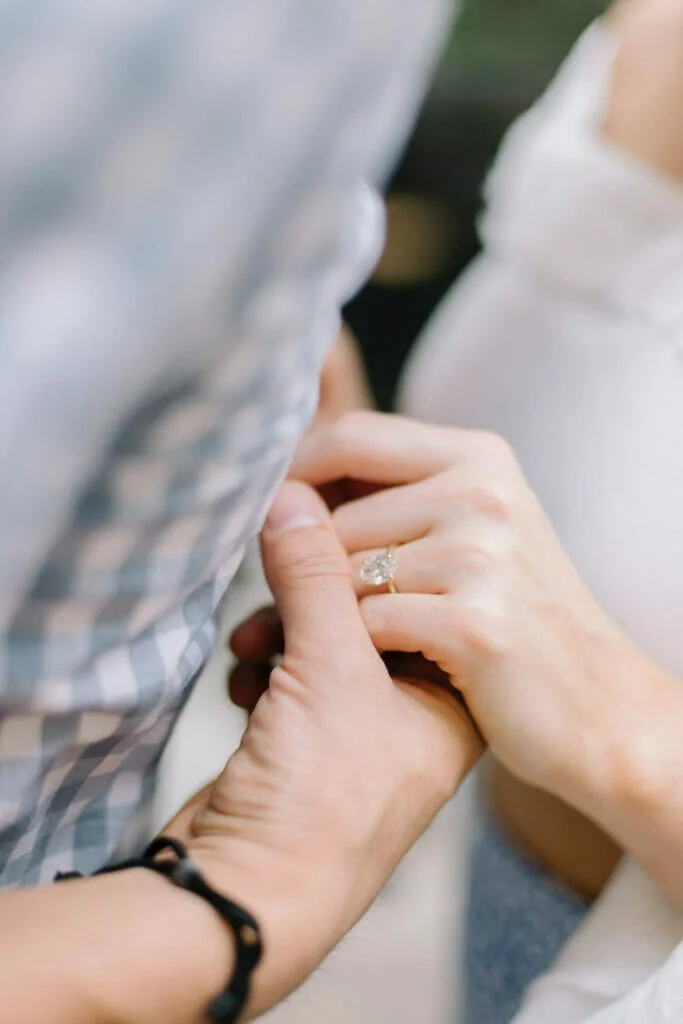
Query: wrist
187 834 359 1018
76 865 239 1024
557 660 683 864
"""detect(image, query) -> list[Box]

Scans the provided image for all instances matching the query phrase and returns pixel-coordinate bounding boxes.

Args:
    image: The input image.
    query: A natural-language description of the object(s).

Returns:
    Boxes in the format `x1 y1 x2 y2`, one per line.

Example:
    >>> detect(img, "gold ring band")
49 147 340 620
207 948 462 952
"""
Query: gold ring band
386 545 398 594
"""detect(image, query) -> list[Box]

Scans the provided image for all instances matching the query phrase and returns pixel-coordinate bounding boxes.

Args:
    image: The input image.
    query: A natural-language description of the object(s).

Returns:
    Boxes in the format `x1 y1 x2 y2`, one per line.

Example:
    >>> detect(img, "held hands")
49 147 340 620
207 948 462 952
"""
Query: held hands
292 412 675 810
167 480 480 1009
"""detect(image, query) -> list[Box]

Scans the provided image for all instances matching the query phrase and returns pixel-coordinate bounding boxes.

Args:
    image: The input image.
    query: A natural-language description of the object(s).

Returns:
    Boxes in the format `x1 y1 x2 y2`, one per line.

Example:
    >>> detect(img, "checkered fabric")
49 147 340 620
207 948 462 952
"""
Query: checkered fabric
0 0 455 884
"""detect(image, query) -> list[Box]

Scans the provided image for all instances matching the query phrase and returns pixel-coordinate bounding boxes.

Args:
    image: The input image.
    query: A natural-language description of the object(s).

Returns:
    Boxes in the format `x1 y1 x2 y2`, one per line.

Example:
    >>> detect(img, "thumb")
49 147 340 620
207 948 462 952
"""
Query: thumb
261 481 373 659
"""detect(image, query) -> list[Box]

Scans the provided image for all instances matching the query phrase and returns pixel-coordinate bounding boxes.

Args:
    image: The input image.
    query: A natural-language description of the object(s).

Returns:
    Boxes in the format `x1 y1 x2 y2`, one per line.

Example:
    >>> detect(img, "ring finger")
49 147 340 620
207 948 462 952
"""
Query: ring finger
351 537 455 599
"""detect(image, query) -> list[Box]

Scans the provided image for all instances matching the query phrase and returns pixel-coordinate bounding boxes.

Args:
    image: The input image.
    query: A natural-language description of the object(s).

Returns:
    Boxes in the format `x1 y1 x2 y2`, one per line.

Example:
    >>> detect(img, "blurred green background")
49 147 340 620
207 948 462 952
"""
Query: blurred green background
345 0 609 410
443 0 605 84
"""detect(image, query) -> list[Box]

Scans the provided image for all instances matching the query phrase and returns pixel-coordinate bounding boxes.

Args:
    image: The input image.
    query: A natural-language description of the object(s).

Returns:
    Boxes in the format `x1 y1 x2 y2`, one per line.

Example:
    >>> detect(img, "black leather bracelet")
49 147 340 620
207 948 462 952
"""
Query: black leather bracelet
55 836 263 1023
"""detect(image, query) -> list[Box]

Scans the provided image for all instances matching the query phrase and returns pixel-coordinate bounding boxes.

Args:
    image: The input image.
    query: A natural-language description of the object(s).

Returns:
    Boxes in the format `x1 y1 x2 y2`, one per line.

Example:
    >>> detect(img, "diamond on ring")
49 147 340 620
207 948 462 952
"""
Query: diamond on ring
360 550 398 589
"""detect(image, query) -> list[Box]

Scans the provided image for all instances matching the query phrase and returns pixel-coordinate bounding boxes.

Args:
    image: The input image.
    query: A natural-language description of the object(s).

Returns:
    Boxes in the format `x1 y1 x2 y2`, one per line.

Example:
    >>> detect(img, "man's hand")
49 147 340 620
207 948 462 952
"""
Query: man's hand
167 480 481 1014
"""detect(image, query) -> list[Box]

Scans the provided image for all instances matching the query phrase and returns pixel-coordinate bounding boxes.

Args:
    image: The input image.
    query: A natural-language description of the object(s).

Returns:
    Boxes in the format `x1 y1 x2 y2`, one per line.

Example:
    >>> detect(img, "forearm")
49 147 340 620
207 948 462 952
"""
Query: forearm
560 664 683 910
0 839 351 1024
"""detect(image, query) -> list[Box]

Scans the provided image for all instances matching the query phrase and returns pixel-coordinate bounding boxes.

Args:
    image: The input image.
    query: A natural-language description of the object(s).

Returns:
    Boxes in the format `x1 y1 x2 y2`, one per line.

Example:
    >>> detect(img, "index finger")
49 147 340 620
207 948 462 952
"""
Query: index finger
291 411 473 489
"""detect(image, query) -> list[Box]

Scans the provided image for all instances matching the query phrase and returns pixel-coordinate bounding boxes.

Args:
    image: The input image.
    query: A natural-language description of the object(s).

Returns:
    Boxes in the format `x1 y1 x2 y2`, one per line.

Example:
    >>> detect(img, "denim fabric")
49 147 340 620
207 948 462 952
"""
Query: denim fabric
462 810 588 1024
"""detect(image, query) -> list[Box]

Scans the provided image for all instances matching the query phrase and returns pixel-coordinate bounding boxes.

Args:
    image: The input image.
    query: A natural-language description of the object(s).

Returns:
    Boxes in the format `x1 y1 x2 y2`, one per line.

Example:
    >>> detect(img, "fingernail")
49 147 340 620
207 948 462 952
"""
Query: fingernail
266 481 329 534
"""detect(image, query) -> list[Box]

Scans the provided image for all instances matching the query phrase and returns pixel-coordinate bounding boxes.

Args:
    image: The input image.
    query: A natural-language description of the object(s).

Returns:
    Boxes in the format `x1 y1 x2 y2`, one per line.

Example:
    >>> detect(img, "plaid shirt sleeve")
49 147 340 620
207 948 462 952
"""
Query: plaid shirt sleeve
0 0 455 884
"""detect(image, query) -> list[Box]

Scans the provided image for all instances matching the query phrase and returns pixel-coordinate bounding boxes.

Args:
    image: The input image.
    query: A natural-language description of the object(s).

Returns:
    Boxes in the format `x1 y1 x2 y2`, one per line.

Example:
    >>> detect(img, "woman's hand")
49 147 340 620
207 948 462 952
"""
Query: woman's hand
294 413 683 908
292 413 679 810
167 479 481 1014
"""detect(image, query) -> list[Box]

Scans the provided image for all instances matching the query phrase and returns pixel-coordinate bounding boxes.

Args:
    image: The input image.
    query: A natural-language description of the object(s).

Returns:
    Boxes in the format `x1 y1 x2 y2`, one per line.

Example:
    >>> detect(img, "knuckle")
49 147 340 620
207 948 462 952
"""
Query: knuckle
463 478 516 520
474 429 514 461
461 534 501 570
441 523 516 576
271 530 350 583
331 410 380 453
288 551 351 584
455 590 511 659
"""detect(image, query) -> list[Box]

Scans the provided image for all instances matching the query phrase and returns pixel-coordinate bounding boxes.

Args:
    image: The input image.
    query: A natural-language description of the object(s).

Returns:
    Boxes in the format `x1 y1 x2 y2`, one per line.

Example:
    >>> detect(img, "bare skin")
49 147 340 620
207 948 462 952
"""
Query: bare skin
298 0 683 906
494 0 683 901
316 325 373 423
490 765 621 901
293 412 683 911
0 483 482 1023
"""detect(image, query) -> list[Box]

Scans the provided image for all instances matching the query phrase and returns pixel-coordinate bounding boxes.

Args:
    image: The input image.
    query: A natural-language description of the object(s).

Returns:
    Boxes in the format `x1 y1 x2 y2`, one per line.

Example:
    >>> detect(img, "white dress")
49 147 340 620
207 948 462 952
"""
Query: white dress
400 21 683 1024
